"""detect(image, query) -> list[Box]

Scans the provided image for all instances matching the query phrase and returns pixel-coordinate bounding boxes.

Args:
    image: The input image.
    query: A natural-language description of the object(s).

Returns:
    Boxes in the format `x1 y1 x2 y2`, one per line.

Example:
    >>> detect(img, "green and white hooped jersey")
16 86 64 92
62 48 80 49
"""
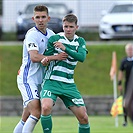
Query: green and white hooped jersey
44 32 88 83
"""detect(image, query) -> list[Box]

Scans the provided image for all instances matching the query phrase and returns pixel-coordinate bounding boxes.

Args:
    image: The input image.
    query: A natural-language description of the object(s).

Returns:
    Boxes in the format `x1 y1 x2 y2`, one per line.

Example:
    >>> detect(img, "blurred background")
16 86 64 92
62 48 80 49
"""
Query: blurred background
0 0 132 41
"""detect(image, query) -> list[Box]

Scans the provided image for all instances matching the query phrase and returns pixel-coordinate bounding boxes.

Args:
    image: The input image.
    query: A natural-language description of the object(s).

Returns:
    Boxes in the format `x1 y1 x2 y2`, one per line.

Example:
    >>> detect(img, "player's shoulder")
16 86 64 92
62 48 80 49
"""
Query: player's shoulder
121 57 128 64
76 35 85 42
27 27 37 34
74 35 86 45
123 57 128 61
49 33 61 40
46 28 55 37
25 27 38 37
74 34 87 51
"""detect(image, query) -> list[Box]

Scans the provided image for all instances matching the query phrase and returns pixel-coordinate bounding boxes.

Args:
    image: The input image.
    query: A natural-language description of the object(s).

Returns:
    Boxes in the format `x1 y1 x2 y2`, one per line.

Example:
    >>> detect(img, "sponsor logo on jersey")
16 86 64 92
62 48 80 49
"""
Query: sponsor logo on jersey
28 43 37 48
44 128 50 131
72 98 84 104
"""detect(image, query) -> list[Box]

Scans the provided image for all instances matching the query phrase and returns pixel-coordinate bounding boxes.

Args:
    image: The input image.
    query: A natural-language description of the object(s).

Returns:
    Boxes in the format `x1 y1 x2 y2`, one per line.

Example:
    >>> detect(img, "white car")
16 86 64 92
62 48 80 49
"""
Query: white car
99 1 133 40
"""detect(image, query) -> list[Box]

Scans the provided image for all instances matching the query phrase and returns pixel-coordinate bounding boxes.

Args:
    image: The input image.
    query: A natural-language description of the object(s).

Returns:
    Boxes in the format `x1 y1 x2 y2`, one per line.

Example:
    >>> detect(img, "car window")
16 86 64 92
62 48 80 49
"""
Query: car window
110 4 133 13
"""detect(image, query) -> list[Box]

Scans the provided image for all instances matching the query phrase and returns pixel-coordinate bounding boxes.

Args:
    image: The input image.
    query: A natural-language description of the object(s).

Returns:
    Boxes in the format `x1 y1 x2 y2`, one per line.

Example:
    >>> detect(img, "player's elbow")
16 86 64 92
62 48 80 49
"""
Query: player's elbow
79 59 85 62
78 52 86 62
79 58 84 62
79 55 86 62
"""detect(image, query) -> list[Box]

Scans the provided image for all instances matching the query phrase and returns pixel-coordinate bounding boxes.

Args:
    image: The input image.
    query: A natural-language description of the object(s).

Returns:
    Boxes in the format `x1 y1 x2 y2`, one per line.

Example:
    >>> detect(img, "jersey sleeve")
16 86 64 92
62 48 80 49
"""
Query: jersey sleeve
25 31 39 51
65 37 88 62
119 58 126 71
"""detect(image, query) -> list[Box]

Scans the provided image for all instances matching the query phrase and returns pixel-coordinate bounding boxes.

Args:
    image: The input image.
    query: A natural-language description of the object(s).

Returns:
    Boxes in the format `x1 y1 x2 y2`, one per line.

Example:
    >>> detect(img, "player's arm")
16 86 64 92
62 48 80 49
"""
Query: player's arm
41 36 68 65
29 49 67 68
118 70 123 94
65 44 87 62
29 50 50 66
29 49 60 63
29 50 46 63
26 32 47 63
118 59 125 95
54 37 88 62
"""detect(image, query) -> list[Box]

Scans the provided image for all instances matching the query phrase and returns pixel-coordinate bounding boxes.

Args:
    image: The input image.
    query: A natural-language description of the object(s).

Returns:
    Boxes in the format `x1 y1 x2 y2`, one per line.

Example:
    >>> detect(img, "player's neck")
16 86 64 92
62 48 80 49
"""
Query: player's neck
35 26 47 34
40 28 47 34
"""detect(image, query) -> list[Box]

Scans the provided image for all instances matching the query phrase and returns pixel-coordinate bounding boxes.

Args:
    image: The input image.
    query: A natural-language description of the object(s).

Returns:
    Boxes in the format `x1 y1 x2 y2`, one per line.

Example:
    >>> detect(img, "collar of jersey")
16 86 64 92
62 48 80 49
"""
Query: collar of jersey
127 56 133 61
35 26 48 36
58 32 78 42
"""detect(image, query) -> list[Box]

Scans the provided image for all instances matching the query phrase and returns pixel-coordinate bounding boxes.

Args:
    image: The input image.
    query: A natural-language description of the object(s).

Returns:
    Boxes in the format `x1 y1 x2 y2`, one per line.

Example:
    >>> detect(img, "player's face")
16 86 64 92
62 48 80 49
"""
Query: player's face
32 11 50 33
126 46 133 57
63 21 78 40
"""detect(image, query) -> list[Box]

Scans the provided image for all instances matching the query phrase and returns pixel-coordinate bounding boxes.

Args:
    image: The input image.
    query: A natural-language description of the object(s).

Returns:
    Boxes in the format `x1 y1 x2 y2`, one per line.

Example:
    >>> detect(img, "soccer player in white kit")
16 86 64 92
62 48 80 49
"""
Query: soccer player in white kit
13 5 67 133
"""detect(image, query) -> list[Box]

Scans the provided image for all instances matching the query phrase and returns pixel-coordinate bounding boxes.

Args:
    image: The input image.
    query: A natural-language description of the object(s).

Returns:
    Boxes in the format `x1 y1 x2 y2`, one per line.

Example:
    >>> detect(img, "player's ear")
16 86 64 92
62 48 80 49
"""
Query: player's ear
48 16 50 22
32 16 34 21
76 25 79 30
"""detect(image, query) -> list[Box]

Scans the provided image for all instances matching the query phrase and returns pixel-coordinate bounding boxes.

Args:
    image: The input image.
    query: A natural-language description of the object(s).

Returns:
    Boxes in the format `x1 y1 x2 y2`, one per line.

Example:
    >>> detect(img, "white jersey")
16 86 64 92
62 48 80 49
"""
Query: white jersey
18 27 55 85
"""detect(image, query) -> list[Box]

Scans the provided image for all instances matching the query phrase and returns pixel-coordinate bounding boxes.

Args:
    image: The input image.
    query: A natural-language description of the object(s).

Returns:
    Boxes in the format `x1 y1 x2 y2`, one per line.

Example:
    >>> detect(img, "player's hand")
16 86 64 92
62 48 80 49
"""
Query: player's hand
57 52 68 60
54 41 66 51
41 57 50 66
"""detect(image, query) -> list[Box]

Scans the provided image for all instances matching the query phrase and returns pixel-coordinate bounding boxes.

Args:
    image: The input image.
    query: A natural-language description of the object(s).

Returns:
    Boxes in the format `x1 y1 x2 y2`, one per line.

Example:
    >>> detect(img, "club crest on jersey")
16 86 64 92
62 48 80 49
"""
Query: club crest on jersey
28 43 37 48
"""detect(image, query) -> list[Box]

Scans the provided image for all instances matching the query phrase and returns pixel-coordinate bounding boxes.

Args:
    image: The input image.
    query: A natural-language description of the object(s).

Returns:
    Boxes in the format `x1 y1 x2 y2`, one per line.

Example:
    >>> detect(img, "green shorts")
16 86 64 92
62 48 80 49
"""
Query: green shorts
41 79 85 108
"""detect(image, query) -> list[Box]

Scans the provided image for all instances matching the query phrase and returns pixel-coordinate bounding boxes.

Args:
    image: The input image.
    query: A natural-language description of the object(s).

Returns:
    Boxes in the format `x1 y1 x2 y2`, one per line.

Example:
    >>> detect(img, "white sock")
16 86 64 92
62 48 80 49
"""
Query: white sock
13 120 25 133
22 115 38 133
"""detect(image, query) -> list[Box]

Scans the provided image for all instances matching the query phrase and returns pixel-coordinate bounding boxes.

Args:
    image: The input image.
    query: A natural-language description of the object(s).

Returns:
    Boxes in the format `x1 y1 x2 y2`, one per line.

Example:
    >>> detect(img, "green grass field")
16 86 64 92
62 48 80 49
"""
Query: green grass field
0 44 127 96
1 42 132 133
0 116 132 133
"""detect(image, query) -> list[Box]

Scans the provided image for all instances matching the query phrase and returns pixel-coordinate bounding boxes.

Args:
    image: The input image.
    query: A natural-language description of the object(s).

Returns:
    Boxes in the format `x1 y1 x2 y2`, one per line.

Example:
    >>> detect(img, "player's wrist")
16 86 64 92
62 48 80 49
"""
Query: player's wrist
41 57 49 63
49 55 57 61
62 46 66 51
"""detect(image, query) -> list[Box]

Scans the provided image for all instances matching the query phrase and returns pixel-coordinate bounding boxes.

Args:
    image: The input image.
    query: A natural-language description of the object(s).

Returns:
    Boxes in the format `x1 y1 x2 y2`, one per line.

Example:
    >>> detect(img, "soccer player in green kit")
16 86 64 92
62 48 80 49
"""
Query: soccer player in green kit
40 14 90 133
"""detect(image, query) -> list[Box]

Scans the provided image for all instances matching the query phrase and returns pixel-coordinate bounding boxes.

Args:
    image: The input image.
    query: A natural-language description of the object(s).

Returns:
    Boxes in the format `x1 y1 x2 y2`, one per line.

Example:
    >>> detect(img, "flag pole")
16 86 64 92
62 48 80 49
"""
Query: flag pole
113 73 118 127
110 51 118 127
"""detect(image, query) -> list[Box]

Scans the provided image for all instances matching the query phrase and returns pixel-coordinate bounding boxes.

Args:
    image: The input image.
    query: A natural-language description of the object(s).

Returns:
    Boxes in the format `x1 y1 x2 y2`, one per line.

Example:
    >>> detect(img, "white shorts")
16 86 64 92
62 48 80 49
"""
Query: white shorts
17 76 42 107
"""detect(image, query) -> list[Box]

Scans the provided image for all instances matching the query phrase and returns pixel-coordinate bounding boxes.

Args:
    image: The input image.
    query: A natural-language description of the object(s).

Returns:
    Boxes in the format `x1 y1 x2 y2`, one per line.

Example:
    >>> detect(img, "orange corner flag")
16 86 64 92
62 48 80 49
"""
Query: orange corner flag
110 51 117 80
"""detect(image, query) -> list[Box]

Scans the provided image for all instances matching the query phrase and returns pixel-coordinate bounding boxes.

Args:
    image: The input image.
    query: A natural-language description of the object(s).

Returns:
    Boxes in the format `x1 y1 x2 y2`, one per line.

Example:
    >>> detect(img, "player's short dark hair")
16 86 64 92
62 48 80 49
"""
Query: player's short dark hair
63 14 78 25
34 5 49 15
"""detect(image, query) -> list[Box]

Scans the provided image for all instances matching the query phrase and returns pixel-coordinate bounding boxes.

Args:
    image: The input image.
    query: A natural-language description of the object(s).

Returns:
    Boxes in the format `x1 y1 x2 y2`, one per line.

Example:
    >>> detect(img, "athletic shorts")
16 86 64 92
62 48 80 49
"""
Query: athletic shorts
41 79 85 108
17 76 41 108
